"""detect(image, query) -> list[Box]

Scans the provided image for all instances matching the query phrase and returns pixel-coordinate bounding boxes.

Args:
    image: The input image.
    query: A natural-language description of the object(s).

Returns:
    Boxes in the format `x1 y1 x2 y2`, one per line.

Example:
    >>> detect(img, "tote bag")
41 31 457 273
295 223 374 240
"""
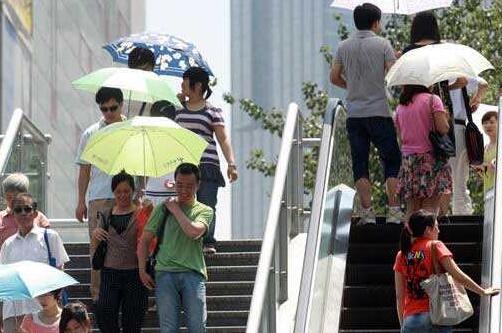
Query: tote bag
420 241 473 326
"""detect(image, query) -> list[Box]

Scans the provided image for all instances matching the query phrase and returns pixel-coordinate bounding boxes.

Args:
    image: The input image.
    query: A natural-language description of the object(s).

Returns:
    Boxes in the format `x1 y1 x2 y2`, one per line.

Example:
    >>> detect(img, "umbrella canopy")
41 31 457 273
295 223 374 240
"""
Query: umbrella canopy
330 0 453 15
81 116 208 177
0 261 78 301
72 67 182 107
386 43 494 87
103 32 214 78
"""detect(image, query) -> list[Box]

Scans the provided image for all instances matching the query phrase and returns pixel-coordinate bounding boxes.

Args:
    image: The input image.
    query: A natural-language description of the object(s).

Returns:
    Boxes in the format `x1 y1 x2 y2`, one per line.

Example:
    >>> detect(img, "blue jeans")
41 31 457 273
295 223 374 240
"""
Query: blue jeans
402 312 452 333
197 180 218 245
155 271 206 333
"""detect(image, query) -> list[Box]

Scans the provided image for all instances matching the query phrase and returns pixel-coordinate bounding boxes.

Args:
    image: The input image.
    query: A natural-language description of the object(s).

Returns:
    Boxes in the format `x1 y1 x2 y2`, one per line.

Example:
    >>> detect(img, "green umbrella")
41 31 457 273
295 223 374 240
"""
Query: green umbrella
81 116 207 177
72 67 182 107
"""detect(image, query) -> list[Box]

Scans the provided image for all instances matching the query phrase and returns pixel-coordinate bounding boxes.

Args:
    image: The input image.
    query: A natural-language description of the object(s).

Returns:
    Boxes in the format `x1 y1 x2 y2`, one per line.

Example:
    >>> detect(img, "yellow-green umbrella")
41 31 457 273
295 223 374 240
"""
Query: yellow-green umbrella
72 67 182 107
81 116 207 177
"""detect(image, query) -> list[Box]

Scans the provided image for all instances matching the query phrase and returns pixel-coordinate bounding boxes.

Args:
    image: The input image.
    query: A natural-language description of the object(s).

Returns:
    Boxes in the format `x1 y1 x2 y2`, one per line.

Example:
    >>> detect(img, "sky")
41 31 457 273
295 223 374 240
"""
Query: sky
145 0 232 239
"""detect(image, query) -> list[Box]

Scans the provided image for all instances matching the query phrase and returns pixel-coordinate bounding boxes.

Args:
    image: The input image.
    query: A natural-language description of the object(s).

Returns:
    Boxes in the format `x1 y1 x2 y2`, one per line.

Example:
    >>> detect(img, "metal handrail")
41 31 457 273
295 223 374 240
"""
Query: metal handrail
0 108 51 211
293 98 349 332
246 103 302 332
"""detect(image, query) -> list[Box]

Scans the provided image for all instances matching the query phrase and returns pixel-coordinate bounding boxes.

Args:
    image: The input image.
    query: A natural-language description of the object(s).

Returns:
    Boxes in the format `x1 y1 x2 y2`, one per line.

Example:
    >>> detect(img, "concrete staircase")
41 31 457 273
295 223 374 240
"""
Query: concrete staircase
64 240 261 332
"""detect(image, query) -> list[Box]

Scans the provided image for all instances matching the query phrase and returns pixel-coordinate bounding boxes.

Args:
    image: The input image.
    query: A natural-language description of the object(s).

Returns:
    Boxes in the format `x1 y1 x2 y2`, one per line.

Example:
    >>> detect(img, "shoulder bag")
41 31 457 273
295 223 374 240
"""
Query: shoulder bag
44 228 69 304
91 211 110 270
420 241 473 325
463 87 484 165
428 94 456 159
145 206 170 279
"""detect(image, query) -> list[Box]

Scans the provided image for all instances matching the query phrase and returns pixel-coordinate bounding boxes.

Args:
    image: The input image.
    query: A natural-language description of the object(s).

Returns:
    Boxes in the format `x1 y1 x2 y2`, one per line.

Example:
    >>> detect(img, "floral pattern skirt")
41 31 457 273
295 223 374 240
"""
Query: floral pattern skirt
397 153 452 201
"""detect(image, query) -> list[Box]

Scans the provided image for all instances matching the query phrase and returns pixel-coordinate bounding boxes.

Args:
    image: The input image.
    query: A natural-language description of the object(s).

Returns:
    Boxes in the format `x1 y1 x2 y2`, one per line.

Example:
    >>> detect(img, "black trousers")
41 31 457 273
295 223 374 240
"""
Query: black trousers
97 268 148 333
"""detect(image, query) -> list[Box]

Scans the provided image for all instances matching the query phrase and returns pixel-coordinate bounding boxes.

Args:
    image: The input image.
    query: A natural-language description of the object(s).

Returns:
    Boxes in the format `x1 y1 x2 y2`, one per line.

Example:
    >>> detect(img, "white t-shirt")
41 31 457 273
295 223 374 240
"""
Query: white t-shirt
0 226 69 319
144 173 176 206
75 119 115 202
449 77 486 120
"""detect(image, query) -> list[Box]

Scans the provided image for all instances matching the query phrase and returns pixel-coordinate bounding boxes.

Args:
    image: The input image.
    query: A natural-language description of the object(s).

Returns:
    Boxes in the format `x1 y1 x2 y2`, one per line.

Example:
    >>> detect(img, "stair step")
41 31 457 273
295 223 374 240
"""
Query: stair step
72 295 251 311
349 221 482 244
347 242 481 264
340 329 475 333
343 285 480 307
339 307 478 329
89 310 248 327
66 266 257 284
64 240 262 256
92 326 246 332
66 252 260 269
66 281 254 298
345 263 481 285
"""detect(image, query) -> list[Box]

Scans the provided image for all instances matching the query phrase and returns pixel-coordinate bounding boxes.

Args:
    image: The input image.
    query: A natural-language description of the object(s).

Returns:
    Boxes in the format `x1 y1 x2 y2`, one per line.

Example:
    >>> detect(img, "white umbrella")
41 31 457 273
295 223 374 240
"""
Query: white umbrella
385 43 494 87
330 0 453 15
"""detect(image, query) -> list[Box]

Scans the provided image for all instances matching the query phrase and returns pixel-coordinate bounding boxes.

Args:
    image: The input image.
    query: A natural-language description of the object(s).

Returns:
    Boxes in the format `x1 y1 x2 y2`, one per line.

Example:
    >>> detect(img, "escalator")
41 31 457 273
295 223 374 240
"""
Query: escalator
292 98 502 333
340 217 483 333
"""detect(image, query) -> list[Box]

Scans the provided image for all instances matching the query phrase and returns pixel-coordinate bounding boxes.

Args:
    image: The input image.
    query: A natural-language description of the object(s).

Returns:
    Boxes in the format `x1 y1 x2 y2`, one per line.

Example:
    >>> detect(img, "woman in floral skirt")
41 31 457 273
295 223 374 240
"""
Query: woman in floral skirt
394 85 452 217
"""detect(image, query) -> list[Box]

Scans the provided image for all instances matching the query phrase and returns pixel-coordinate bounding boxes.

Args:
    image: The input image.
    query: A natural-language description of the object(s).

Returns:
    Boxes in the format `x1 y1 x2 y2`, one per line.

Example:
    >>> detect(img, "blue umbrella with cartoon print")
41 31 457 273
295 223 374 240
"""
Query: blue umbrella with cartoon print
103 32 214 78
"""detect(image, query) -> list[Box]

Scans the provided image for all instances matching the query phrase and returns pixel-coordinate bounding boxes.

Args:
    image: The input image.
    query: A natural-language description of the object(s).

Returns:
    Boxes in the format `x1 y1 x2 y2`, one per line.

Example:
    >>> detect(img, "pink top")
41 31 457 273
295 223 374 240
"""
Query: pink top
394 93 446 156
20 313 60 333
0 209 50 246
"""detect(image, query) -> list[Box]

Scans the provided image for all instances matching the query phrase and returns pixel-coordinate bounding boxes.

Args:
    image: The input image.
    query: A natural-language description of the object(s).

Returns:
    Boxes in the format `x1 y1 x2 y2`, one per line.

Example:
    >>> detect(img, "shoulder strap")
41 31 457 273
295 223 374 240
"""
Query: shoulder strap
462 87 474 123
97 210 111 231
429 240 441 274
43 228 55 265
429 94 437 132
152 206 170 257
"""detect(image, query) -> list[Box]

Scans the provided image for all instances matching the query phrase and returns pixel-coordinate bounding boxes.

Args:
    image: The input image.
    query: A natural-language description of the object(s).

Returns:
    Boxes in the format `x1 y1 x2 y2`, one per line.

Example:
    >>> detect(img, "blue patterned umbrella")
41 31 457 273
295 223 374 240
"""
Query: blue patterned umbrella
103 32 214 78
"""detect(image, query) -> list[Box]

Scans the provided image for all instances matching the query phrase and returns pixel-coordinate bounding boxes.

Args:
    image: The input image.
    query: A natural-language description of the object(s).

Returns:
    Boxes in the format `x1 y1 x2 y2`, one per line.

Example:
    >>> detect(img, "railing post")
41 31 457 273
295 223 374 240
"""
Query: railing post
278 192 289 303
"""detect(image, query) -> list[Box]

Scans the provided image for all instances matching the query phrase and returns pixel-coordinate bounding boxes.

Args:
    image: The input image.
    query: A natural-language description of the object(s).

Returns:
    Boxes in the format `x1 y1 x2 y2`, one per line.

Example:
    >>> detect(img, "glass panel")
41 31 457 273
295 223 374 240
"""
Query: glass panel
0 116 49 213
307 104 353 331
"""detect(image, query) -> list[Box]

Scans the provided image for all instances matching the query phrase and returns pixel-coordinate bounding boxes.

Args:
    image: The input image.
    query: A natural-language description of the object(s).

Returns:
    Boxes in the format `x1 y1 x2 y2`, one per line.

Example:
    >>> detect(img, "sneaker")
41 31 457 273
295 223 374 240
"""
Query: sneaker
203 244 217 255
386 206 403 224
358 207 376 225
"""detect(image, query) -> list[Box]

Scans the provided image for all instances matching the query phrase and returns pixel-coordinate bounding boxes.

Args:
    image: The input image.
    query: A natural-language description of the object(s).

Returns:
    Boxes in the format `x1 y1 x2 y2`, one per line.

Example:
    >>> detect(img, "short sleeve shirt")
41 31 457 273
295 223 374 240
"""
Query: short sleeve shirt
20 313 60 333
449 77 485 120
145 201 213 279
174 104 225 166
394 93 446 155
393 238 453 317
334 30 396 118
0 226 70 319
75 119 115 201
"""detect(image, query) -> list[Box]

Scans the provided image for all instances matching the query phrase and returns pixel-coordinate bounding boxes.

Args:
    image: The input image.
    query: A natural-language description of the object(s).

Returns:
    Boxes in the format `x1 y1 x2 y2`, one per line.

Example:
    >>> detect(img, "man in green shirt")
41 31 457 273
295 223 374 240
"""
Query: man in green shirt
138 163 213 333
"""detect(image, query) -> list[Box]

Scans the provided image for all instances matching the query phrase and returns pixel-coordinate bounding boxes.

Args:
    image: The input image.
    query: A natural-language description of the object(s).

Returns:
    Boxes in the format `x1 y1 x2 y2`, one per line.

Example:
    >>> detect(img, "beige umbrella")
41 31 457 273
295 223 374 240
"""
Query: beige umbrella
385 43 494 88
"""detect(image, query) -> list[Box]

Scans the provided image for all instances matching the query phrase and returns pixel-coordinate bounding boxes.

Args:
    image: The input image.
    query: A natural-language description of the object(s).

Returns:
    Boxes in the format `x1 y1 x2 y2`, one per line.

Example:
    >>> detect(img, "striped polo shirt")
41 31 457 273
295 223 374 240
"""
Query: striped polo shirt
175 104 225 166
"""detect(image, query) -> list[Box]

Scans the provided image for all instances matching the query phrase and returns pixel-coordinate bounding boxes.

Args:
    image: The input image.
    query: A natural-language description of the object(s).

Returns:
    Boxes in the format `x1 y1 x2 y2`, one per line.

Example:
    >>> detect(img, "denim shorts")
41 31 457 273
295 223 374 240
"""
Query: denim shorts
346 116 401 182
402 312 452 333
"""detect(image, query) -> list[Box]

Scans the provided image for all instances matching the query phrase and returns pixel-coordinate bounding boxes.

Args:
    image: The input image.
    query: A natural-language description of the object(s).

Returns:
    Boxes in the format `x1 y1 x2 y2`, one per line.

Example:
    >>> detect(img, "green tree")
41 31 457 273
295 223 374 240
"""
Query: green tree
226 0 501 215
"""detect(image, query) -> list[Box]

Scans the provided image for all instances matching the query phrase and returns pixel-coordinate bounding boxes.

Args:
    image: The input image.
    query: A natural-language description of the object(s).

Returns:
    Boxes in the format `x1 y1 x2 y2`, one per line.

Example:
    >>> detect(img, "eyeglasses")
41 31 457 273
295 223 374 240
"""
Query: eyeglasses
13 205 35 214
99 105 119 113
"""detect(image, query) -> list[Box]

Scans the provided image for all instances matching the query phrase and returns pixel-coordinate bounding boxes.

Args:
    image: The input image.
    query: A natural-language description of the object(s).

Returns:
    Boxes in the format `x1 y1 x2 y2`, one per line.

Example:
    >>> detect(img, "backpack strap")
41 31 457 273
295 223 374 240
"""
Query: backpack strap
462 87 474 124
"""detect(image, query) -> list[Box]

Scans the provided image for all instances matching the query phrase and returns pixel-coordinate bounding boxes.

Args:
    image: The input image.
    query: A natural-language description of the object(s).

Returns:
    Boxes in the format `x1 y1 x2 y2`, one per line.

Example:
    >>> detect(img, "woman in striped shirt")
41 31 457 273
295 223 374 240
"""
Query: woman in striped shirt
176 67 238 254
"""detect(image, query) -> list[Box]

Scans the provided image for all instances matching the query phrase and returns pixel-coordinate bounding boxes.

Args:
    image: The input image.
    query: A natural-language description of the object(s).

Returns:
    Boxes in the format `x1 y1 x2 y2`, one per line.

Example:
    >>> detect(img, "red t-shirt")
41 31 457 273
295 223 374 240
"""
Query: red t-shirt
393 238 453 317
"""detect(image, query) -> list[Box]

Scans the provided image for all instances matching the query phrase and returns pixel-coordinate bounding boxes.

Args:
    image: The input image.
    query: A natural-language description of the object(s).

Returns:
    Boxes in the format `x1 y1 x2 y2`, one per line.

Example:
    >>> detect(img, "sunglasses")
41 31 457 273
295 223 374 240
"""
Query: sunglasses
13 205 36 214
99 105 119 113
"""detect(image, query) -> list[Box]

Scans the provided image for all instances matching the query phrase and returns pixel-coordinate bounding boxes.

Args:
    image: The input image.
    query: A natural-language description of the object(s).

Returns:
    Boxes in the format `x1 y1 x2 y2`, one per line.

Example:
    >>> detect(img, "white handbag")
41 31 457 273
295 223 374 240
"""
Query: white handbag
420 241 474 326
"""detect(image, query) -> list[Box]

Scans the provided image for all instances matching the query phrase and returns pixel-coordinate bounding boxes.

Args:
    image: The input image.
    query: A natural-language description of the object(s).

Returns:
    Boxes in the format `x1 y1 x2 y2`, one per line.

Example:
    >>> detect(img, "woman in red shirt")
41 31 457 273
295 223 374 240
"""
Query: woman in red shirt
394 210 499 332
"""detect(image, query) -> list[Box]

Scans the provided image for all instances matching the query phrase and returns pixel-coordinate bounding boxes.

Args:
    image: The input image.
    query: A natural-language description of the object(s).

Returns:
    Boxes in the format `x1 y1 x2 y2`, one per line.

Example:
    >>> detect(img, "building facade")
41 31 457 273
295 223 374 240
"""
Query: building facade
1 0 144 217
230 0 345 238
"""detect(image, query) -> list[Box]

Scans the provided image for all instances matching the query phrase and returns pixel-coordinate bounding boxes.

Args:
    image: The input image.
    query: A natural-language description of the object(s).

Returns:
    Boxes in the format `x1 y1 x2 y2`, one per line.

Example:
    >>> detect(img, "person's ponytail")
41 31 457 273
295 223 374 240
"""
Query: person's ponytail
400 227 412 255
204 87 212 100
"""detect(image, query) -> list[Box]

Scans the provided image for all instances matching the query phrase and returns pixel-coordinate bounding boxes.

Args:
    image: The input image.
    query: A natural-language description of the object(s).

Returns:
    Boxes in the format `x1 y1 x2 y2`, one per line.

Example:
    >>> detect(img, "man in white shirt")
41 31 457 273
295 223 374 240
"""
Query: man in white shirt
75 87 124 301
448 77 488 215
0 193 69 333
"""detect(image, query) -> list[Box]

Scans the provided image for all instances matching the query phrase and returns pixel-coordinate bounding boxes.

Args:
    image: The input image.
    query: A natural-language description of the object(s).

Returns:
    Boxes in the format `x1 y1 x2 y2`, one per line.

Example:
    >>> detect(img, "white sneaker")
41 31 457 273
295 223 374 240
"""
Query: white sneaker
359 207 376 225
386 206 403 224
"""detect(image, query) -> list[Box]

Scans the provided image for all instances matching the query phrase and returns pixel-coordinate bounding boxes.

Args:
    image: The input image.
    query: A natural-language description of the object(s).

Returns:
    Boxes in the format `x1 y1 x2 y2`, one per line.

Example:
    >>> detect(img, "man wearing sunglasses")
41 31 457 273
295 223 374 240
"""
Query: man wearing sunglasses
0 193 69 333
75 87 124 304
